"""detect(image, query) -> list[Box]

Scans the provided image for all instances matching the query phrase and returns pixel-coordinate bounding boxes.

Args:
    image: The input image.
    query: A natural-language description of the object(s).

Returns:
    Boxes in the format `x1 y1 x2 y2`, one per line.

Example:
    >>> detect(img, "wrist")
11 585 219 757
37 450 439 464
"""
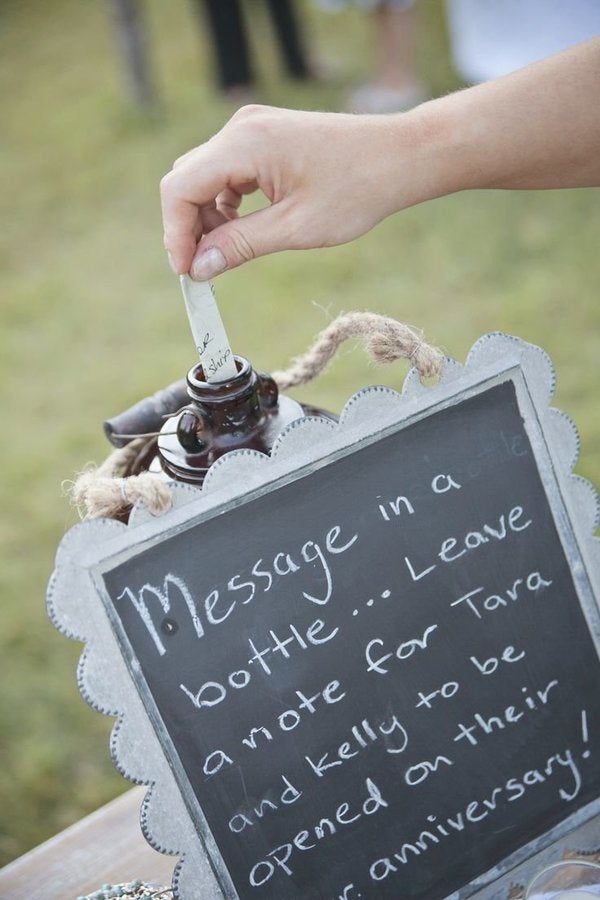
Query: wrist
370 96 472 218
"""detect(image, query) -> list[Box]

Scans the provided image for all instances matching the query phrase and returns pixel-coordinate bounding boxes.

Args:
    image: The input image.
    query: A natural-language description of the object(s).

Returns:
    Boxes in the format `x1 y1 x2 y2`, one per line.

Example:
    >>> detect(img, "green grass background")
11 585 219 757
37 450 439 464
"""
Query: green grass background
1 0 599 866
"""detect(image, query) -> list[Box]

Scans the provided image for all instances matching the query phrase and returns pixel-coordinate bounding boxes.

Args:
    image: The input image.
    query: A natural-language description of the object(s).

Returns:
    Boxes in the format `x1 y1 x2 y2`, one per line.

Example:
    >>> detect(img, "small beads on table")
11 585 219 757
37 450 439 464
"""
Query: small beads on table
76 879 172 900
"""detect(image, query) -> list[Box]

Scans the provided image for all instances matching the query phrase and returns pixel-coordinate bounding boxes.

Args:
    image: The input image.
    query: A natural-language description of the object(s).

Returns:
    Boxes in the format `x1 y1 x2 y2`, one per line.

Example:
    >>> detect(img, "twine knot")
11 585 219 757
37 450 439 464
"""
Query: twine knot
68 438 172 520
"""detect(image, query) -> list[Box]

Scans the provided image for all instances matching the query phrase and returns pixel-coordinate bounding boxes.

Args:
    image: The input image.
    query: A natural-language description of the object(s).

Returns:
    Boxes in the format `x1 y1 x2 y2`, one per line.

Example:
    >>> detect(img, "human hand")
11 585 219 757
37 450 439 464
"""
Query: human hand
161 40 600 281
160 105 420 279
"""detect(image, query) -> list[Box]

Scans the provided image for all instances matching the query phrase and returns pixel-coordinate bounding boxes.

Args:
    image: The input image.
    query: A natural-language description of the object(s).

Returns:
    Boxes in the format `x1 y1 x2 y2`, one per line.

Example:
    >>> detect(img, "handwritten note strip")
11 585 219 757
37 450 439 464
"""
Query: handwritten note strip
180 274 237 382
101 381 600 900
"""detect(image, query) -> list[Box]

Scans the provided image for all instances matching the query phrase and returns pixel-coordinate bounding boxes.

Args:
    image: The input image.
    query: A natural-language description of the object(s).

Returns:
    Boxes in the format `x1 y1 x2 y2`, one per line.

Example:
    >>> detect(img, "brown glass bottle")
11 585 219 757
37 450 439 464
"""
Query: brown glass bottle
153 355 334 486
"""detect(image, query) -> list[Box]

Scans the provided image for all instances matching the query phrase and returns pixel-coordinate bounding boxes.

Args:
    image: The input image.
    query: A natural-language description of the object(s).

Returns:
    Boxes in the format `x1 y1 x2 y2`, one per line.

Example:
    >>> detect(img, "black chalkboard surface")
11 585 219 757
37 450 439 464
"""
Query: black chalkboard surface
98 378 600 900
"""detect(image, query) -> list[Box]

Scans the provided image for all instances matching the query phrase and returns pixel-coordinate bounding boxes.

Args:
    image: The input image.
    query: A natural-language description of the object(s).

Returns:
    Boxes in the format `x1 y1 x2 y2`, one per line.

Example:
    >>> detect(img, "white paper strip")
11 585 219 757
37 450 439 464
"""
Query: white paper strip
179 274 237 383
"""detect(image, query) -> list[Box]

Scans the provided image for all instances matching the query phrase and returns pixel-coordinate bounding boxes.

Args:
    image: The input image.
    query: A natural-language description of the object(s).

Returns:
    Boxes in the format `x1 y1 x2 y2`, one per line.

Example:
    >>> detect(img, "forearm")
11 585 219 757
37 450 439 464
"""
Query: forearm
161 37 599 278
401 37 600 204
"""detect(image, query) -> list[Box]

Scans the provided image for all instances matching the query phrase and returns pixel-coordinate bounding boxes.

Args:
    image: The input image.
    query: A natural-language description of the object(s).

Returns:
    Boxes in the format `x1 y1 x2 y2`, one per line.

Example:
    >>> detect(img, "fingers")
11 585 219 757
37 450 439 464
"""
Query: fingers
189 203 292 280
161 105 289 277
160 151 235 274
160 194 202 275
200 202 229 234
161 159 272 277
161 118 263 276
216 186 244 221
160 174 260 276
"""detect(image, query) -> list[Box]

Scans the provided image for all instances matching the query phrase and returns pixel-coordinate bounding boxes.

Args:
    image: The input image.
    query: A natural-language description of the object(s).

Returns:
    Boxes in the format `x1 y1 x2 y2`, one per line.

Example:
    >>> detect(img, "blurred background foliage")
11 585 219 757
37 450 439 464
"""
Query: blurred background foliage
1 0 599 866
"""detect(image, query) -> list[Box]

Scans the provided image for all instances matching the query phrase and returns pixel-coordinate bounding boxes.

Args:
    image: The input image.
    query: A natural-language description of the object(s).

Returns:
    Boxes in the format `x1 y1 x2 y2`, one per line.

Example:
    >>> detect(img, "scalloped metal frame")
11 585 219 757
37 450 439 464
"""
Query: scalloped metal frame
47 333 600 900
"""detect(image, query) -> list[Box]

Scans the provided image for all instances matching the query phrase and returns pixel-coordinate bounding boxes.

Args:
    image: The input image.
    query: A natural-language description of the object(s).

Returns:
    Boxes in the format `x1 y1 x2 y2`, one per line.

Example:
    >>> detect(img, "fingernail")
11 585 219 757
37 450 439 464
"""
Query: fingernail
191 247 227 281
166 250 177 273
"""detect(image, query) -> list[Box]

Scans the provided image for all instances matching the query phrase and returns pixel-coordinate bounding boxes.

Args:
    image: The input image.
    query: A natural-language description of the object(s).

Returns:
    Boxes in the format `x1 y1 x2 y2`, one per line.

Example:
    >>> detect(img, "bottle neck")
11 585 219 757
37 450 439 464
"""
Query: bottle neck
186 356 267 433
156 355 285 485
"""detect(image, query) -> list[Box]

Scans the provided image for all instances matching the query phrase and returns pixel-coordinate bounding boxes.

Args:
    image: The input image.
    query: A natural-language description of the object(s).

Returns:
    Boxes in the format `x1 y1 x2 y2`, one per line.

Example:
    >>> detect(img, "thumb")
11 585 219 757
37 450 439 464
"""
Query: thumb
190 205 287 280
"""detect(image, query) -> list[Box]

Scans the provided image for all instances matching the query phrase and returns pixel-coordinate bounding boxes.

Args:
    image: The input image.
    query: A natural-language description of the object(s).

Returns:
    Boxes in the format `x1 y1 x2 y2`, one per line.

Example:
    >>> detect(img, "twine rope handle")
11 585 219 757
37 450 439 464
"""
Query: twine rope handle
69 313 443 520
272 312 442 389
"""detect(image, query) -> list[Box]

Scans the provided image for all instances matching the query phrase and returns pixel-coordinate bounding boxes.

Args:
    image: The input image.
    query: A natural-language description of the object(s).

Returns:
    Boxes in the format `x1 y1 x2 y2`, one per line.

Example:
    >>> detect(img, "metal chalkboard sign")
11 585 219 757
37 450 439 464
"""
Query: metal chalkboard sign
48 333 600 899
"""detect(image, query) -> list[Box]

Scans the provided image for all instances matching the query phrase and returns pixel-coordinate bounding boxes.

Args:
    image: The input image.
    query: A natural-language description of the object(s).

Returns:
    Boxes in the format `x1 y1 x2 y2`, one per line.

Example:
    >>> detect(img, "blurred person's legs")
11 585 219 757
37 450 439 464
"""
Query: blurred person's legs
201 0 253 95
265 0 311 79
199 0 312 98
347 1 427 113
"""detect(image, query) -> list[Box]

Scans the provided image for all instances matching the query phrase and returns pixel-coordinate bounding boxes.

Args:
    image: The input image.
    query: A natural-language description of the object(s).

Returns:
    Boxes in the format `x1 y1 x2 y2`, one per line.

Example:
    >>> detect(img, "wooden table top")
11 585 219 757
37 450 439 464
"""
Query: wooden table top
0 787 175 899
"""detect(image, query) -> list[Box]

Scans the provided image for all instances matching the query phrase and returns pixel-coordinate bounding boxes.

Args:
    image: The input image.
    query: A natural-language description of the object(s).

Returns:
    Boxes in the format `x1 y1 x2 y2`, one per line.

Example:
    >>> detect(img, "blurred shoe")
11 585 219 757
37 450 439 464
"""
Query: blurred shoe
222 84 258 107
346 81 428 113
